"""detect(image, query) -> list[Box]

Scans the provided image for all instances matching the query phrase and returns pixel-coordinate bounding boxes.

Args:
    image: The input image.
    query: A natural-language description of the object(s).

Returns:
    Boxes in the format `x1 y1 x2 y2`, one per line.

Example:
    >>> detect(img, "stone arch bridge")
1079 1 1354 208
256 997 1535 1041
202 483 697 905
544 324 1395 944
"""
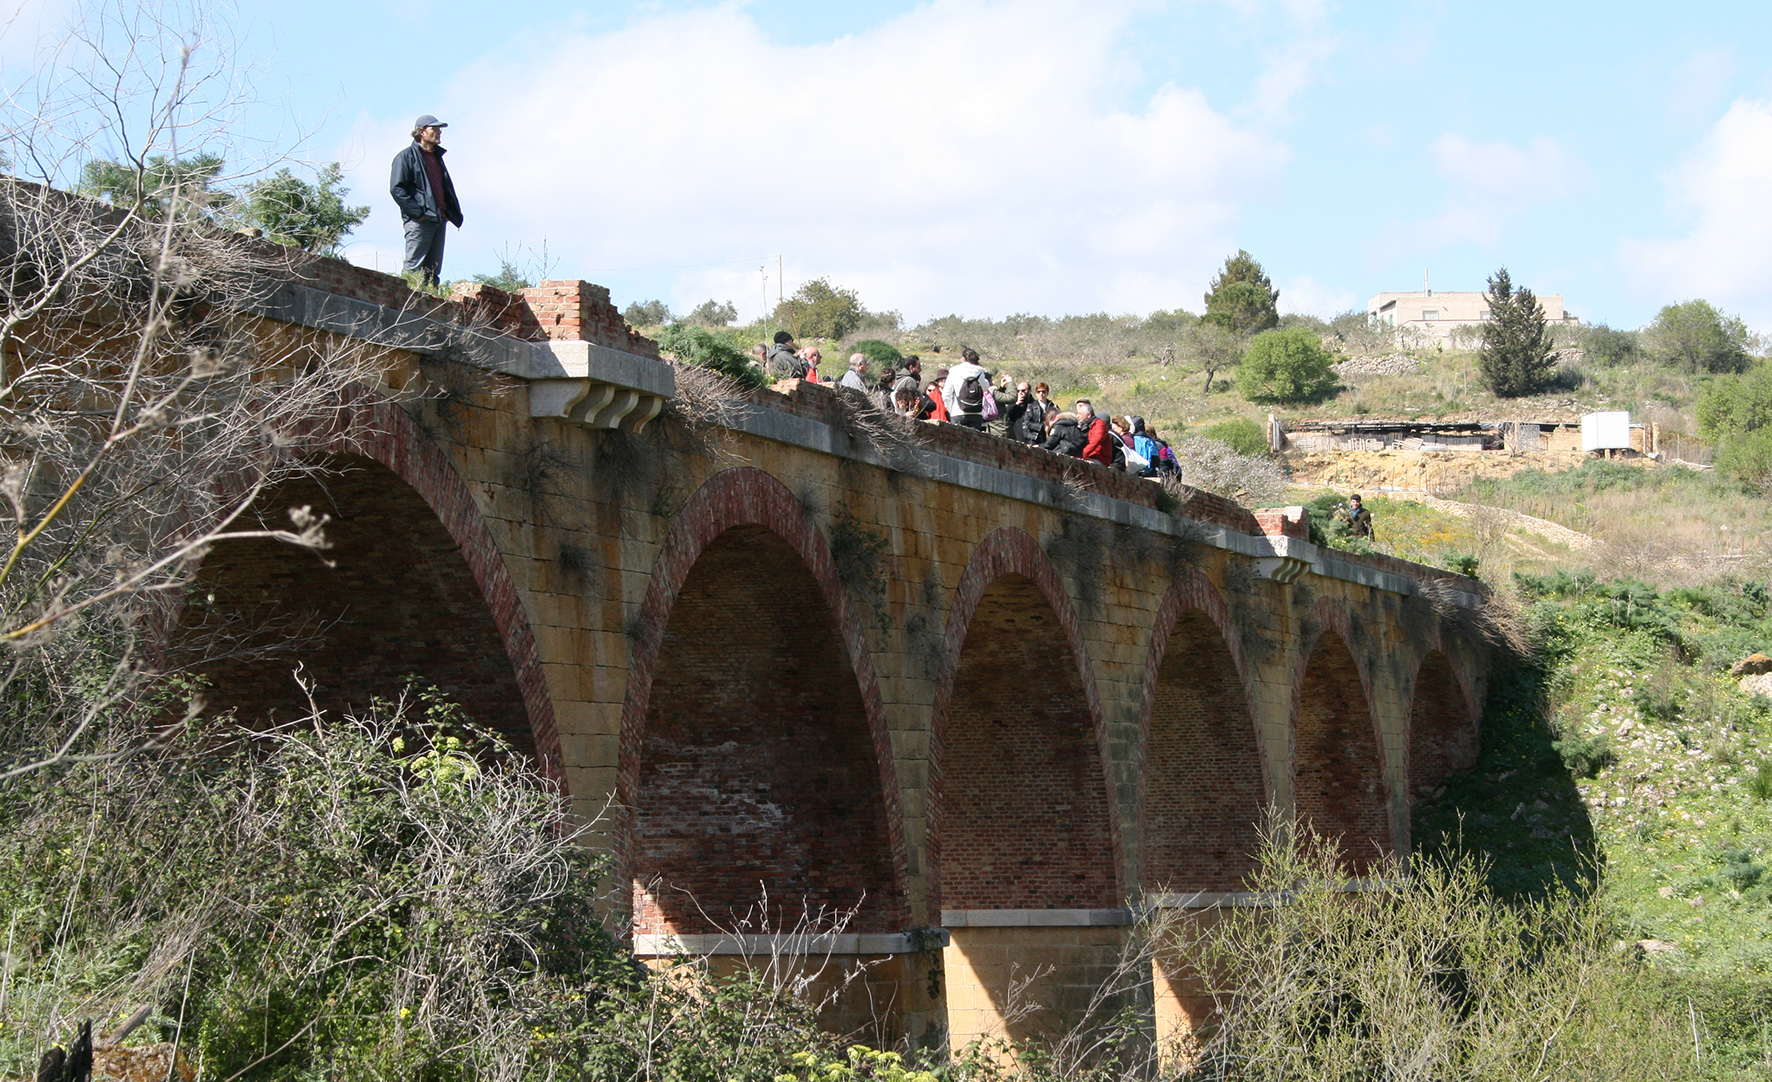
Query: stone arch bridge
181 266 1496 1049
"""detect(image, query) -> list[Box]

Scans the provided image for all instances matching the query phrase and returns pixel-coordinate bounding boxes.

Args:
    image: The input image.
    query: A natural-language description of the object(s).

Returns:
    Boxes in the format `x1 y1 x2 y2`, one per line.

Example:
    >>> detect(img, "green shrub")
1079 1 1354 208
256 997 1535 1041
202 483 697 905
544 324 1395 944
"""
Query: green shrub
1235 326 1337 403
850 339 904 367
656 323 767 388
1199 416 1268 456
1443 551 1480 578
1554 730 1615 777
1748 759 1772 802
1303 491 1374 554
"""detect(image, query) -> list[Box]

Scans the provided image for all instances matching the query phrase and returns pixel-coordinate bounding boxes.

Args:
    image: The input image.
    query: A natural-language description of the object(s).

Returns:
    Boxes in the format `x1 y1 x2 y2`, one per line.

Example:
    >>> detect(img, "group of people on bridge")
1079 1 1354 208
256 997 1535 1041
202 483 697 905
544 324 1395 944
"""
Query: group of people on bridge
759 331 1180 477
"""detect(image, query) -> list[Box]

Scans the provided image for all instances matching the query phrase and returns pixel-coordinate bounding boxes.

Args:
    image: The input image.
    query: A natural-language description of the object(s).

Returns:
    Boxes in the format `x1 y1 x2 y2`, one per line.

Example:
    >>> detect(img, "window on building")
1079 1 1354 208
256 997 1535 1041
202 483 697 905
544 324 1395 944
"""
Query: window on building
1422 309 1439 321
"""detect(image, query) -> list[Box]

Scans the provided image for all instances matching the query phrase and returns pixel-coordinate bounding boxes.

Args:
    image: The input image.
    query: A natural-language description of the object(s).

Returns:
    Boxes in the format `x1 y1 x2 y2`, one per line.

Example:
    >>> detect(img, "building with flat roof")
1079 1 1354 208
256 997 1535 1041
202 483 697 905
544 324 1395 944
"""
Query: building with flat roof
1367 289 1576 343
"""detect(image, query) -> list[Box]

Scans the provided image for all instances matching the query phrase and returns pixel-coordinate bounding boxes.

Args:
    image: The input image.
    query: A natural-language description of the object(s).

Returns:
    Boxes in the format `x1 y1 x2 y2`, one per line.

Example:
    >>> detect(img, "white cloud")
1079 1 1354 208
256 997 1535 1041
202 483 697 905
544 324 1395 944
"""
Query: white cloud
1619 98 1772 329
333 0 1287 321
1422 133 1580 245
1278 275 1354 317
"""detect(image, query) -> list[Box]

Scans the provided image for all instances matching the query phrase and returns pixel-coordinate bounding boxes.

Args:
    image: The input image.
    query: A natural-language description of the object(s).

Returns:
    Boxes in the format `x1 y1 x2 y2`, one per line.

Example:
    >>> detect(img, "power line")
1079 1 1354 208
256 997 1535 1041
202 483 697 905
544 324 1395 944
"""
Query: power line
578 254 774 275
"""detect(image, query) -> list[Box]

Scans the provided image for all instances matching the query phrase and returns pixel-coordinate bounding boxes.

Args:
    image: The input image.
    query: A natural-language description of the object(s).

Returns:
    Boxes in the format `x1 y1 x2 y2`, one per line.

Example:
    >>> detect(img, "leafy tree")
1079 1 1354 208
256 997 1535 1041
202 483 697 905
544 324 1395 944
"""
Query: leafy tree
1202 250 1280 337
242 164 369 254
1236 327 1336 403
77 151 232 220
473 261 531 292
1645 300 1752 374
1578 323 1642 368
1697 363 1772 490
851 339 903 366
687 299 738 327
1476 267 1556 398
623 299 673 327
775 277 864 340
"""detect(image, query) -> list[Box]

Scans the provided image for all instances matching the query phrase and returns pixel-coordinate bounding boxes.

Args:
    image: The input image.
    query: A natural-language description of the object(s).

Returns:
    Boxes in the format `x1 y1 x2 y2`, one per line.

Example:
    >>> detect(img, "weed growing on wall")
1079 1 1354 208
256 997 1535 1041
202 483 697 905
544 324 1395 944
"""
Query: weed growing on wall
831 511 891 630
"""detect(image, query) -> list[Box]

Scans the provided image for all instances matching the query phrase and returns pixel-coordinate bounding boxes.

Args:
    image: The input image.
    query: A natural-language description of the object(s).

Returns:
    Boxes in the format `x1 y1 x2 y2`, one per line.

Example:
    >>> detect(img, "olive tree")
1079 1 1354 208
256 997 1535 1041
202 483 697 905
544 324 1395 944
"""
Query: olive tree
1236 326 1337 403
1645 299 1753 374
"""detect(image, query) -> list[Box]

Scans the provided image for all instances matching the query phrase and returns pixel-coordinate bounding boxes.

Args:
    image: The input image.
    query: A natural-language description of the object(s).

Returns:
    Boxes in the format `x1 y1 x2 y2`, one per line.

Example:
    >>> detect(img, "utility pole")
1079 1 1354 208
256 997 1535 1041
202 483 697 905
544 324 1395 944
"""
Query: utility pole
761 264 769 337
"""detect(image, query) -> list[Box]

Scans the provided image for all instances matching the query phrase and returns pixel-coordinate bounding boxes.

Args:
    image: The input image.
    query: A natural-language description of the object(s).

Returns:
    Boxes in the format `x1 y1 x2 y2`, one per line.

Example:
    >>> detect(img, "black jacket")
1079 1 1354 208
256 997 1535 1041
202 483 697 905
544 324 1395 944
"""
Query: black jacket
390 142 463 226
1044 413 1086 457
1007 398 1049 442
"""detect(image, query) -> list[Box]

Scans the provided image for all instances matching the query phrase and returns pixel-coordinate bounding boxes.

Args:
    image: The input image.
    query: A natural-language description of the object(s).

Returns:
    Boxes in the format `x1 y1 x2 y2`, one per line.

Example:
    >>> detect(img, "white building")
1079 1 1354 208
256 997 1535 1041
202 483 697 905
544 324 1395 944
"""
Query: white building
1366 288 1576 343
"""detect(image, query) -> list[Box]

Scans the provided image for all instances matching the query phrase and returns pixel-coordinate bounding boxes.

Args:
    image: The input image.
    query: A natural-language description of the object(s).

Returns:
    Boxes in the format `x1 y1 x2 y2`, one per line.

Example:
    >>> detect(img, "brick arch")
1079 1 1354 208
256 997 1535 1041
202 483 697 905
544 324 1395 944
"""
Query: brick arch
178 385 562 786
1135 568 1267 893
1290 599 1393 868
618 467 908 933
929 526 1121 912
1407 650 1479 804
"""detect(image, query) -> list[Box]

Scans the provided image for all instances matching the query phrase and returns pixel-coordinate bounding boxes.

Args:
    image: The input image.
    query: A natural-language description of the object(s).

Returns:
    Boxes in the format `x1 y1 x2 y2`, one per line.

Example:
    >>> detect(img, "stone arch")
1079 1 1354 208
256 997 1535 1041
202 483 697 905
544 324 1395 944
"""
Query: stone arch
172 387 562 784
929 527 1120 912
1408 649 1478 804
1291 601 1392 870
619 467 907 936
1136 569 1267 893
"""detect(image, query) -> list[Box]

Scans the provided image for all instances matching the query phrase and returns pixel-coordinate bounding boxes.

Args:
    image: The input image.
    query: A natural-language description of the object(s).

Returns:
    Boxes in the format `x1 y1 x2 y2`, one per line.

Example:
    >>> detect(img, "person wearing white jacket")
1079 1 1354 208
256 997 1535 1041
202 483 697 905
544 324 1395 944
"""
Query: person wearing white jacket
942 349 991 431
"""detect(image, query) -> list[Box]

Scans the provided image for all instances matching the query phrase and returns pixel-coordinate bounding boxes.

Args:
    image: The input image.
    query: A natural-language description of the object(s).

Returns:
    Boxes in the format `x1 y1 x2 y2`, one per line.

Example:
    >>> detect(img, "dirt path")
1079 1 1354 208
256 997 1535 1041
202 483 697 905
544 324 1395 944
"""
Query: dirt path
1417 494 1603 552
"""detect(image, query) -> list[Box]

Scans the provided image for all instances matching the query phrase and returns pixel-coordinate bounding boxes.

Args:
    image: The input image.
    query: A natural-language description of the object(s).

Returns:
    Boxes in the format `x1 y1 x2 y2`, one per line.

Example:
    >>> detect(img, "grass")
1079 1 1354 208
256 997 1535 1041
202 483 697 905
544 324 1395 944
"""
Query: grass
1453 459 1772 585
1420 574 1772 976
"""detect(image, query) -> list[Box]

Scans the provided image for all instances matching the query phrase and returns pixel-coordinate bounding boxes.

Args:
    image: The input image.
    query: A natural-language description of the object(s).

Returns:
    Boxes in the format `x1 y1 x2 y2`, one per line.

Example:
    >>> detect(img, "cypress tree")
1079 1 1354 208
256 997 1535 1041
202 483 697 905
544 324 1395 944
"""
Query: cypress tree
1477 267 1555 398
1202 250 1281 337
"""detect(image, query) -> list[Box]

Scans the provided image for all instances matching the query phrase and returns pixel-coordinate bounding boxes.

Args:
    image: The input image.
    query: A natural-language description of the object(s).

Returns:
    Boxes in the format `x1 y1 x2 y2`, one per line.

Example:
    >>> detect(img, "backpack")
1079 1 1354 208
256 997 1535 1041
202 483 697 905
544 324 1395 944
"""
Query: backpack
979 381 1000 421
957 373 985 412
1119 434 1151 474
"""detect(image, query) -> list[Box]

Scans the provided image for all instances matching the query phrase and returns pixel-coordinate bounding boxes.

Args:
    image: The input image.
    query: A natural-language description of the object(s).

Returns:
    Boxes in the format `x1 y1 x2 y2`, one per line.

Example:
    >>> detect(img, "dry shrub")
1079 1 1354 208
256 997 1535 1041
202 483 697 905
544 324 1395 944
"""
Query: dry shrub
1169 439 1288 506
1169 828 1724 1082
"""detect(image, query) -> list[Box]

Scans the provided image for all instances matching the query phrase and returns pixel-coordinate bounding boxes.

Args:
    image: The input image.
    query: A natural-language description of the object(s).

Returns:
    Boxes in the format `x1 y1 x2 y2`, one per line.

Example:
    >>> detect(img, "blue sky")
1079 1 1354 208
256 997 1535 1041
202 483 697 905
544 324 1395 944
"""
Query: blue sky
70 0 1772 328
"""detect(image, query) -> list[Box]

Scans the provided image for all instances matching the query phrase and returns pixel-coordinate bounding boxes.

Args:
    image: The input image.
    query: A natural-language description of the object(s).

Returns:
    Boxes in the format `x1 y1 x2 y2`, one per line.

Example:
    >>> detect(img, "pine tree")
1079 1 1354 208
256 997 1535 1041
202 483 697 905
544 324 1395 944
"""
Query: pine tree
1202 250 1280 337
1477 267 1555 398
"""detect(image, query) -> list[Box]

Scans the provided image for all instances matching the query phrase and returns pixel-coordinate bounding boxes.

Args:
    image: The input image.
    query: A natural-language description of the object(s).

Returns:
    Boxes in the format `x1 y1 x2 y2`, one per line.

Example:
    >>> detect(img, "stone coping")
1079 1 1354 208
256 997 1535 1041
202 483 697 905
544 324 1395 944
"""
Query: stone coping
940 908 1135 928
1144 879 1405 910
632 929 949 956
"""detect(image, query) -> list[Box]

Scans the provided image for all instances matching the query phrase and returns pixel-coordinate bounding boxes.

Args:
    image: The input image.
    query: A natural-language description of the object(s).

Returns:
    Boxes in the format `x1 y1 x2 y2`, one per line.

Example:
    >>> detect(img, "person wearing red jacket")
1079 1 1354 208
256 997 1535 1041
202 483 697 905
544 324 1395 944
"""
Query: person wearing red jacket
1076 399 1113 466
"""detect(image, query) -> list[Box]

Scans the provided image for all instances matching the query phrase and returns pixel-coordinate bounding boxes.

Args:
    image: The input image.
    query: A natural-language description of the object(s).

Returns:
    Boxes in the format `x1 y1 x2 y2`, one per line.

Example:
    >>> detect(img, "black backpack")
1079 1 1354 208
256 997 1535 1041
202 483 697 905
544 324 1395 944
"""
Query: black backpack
957 374 985 412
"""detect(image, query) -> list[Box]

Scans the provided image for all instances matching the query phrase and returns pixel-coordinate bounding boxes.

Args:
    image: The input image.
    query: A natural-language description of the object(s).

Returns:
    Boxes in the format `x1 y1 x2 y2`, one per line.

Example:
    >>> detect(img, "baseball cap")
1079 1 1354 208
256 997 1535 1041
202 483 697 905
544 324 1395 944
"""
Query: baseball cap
414 114 448 129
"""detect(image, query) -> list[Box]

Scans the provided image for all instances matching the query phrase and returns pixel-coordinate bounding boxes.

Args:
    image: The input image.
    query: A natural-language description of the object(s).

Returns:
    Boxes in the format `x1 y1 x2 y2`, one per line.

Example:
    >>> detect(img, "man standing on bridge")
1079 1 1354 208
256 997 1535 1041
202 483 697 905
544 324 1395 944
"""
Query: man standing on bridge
390 115 463 287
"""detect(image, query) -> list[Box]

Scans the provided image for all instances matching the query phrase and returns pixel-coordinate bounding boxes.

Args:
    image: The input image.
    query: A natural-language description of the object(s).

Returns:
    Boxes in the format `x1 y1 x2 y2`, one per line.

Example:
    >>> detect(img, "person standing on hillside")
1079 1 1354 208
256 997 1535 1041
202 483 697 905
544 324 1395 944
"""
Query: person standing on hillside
1344 493 1374 538
390 115 463 287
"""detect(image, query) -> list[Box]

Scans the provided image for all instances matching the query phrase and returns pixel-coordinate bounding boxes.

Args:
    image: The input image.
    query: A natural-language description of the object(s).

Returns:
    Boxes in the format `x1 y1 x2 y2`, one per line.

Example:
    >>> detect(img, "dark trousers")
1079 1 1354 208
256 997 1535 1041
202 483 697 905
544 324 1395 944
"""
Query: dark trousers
954 413 986 431
402 217 446 285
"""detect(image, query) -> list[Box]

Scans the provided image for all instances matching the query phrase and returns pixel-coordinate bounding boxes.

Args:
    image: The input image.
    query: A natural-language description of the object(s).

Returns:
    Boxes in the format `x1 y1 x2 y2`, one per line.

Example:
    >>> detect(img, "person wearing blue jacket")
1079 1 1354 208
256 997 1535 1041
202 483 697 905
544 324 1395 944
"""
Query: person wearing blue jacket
390 115 463 286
